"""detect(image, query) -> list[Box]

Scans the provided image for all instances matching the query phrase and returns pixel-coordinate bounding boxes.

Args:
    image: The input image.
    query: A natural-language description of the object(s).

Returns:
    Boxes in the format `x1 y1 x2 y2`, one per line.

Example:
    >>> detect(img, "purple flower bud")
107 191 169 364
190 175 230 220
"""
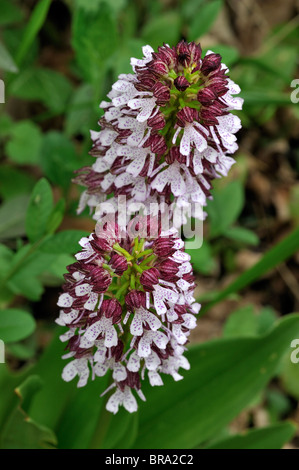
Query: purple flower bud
174 76 190 91
89 266 112 293
150 60 168 76
176 107 199 127
158 259 179 281
152 82 170 104
197 87 217 105
140 267 160 291
189 42 202 63
176 40 191 66
153 237 175 257
109 252 128 275
100 298 122 323
147 134 168 156
201 53 222 75
125 290 146 311
147 112 166 131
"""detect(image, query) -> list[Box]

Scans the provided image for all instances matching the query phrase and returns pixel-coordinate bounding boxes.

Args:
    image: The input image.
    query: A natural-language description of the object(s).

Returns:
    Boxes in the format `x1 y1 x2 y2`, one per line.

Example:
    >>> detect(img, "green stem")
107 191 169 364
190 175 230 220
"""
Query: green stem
89 373 113 449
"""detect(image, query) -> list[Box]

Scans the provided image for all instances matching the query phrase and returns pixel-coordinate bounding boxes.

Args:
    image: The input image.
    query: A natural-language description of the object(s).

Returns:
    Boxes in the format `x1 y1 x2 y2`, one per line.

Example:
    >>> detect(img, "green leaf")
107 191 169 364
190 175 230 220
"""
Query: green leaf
141 13 182 51
240 89 291 106
188 0 223 41
40 230 89 255
46 199 65 234
10 67 72 112
0 375 57 449
280 352 299 400
72 3 118 84
15 0 51 66
0 165 35 201
132 314 299 449
65 84 95 136
223 305 258 338
0 195 30 240
0 0 23 26
0 41 18 73
186 240 217 275
207 180 244 237
25 178 53 243
5 120 42 164
205 422 296 449
223 226 259 245
40 132 80 189
0 309 36 343
200 225 299 314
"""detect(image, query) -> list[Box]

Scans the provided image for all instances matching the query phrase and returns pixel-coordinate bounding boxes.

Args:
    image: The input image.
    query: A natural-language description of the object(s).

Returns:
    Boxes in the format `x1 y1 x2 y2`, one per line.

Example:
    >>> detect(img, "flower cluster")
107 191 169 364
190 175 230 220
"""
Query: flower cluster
57 224 200 413
74 41 243 222
58 40 242 413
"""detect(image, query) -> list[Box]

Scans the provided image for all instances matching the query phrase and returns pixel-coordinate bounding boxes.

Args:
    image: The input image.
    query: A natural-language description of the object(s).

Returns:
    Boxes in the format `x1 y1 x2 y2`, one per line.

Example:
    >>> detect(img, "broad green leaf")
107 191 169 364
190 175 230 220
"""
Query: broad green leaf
207 180 244 237
223 305 257 338
0 375 57 449
8 249 57 301
25 178 53 243
72 3 118 84
0 165 35 200
10 67 72 112
46 199 66 234
40 230 89 255
132 314 299 449
0 309 36 343
188 0 222 41
0 0 23 26
205 422 296 449
186 240 217 275
280 352 299 400
223 226 259 246
200 225 299 314
40 132 81 189
5 120 42 164
266 389 292 423
240 90 291 106
65 84 95 136
0 41 18 73
0 195 30 240
15 0 51 66
141 13 182 51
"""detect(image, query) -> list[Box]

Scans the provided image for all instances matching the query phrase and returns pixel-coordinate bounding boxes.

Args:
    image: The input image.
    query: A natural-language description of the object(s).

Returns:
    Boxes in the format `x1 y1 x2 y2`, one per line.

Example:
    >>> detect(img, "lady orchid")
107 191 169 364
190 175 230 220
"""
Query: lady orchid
57 40 242 414
74 41 243 222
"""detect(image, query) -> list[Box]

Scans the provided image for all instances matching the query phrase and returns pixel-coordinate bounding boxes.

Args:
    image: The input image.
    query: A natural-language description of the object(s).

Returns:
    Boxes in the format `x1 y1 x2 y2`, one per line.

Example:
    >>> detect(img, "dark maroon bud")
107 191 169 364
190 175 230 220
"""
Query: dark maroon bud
199 109 219 125
100 298 122 322
89 266 112 293
209 77 228 95
147 112 166 131
165 147 180 164
176 40 191 66
197 87 217 105
152 82 171 104
140 267 160 291
67 335 81 352
201 53 222 75
176 106 199 127
110 339 124 362
174 76 190 91
148 135 168 156
156 45 177 67
153 237 175 257
74 347 93 359
109 252 128 275
189 42 202 62
158 259 179 280
175 304 187 316
125 290 146 311
150 60 168 76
